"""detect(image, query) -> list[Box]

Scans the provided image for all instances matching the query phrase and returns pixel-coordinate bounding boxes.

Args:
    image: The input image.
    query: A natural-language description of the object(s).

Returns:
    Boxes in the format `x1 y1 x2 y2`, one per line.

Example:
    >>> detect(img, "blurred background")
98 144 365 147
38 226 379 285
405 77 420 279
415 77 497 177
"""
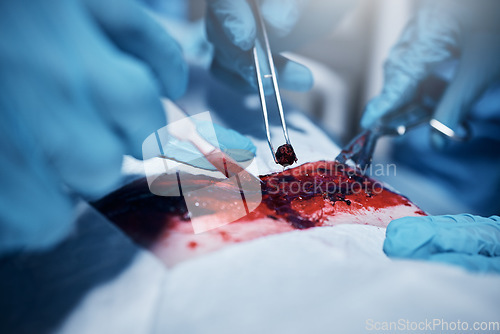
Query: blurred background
143 0 417 145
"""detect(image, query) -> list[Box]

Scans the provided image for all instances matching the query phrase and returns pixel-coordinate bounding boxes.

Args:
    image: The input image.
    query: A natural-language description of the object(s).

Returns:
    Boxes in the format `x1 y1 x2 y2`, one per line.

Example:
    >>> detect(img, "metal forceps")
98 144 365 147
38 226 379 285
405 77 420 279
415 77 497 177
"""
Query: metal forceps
336 102 473 172
250 0 291 164
335 105 434 172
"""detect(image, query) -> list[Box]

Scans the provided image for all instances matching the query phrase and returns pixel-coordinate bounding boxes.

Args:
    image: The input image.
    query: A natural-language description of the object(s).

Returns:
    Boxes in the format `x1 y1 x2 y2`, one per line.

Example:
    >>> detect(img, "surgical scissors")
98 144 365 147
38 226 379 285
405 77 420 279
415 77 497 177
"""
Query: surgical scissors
335 105 433 172
335 103 472 172
251 0 291 164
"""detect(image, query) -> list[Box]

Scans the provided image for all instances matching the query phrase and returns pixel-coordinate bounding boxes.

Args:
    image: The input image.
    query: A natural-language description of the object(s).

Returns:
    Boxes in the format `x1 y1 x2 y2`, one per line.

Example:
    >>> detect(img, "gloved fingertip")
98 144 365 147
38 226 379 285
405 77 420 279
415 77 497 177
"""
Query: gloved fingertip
360 98 386 129
489 215 500 223
228 22 256 51
221 133 256 156
213 0 256 51
247 138 257 155
360 110 376 130
130 106 167 161
261 0 300 37
382 236 404 257
211 122 257 156
159 38 189 100
131 139 151 161
363 89 407 129
278 60 313 92
236 135 256 156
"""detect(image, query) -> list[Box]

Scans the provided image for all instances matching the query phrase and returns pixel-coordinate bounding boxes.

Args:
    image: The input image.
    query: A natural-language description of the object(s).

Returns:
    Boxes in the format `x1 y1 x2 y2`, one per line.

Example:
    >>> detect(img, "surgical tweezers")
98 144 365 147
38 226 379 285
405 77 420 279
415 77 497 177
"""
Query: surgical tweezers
335 101 473 172
251 0 291 164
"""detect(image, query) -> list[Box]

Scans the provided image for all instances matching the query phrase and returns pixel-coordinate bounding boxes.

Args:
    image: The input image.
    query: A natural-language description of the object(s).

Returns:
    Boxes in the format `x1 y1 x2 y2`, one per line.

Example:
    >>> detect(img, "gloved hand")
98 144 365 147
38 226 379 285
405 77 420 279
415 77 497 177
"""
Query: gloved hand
163 121 257 170
205 0 355 93
362 0 500 149
0 0 188 253
384 214 500 273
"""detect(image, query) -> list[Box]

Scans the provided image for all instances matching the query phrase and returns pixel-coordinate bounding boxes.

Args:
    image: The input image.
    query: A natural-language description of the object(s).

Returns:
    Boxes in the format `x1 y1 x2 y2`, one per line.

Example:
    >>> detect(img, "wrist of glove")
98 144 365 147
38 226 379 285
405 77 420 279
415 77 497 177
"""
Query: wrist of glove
149 118 257 171
361 0 500 150
0 0 189 253
384 214 500 273
205 0 355 93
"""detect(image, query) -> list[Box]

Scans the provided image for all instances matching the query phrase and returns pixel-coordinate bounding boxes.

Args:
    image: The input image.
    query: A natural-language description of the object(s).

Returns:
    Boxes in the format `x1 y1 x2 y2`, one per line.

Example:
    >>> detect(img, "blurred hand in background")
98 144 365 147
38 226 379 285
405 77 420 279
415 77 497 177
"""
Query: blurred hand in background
362 0 500 149
0 0 187 252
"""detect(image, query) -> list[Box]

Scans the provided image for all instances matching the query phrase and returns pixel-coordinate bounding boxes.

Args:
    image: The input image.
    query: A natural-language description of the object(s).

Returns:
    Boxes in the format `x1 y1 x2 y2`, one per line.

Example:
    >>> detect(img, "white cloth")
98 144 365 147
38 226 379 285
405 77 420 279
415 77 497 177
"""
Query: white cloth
153 226 500 334
59 92 500 333
59 215 500 334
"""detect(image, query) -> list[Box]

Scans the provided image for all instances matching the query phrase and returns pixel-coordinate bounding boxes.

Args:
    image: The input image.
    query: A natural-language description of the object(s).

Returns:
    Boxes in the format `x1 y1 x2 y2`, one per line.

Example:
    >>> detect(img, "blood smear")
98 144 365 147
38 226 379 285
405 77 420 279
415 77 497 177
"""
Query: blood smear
94 161 425 267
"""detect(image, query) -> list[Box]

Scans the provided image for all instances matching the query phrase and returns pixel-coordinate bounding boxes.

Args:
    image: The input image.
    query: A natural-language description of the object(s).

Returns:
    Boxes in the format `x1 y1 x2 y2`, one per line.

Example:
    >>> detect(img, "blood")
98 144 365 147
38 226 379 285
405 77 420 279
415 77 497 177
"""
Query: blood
275 144 298 167
219 231 231 241
93 161 425 265
242 161 413 229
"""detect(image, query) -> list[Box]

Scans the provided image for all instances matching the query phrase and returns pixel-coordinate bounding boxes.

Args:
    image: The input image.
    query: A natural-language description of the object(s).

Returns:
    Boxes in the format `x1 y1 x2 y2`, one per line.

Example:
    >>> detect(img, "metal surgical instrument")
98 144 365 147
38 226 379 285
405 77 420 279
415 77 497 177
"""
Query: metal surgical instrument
251 0 291 164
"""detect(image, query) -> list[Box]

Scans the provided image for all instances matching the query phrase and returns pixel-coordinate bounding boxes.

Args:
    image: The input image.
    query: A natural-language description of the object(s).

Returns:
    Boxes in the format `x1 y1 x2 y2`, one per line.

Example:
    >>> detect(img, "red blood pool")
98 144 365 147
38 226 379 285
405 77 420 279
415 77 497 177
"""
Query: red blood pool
275 144 298 167
252 161 415 229
93 161 425 267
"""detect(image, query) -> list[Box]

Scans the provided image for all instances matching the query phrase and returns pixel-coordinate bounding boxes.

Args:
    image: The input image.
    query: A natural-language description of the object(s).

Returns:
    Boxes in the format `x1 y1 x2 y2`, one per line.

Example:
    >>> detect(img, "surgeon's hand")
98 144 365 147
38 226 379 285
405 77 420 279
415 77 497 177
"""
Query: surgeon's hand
384 214 500 273
205 0 355 93
362 0 500 148
158 120 257 171
0 0 188 252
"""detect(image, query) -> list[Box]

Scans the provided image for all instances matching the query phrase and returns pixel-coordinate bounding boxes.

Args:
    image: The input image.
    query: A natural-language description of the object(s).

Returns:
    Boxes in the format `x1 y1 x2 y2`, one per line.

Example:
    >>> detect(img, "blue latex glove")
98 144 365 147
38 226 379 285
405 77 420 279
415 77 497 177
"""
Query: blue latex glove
205 0 355 93
165 121 257 170
0 0 189 252
384 214 500 273
362 0 500 149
